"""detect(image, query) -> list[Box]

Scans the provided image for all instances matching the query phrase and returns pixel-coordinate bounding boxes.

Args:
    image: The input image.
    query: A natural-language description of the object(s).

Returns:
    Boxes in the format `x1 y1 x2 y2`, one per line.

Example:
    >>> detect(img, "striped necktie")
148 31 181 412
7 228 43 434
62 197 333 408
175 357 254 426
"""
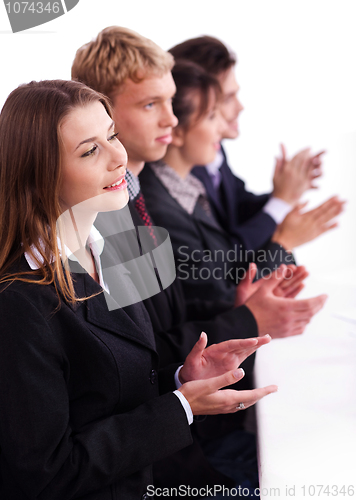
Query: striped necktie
134 192 157 247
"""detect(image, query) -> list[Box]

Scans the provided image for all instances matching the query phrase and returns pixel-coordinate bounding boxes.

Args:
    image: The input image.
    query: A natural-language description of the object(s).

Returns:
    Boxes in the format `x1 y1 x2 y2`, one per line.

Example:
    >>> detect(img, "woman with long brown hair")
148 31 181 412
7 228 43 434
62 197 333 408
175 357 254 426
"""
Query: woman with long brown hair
0 79 276 499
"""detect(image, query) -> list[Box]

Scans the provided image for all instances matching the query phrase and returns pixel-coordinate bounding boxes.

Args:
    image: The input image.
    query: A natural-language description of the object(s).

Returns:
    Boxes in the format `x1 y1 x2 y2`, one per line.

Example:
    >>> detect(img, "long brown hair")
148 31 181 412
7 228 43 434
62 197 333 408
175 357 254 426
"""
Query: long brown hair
0 79 112 303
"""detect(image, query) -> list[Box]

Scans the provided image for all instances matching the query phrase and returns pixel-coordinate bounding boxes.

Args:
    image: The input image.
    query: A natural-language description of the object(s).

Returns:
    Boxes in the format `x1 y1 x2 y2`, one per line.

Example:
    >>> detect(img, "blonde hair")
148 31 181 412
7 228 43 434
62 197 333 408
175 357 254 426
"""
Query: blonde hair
72 26 174 100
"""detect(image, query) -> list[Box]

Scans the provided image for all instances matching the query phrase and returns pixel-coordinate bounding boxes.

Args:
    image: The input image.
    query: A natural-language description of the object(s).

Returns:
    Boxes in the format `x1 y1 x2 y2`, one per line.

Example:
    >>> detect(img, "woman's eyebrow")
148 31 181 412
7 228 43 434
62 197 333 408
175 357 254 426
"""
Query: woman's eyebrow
75 121 115 151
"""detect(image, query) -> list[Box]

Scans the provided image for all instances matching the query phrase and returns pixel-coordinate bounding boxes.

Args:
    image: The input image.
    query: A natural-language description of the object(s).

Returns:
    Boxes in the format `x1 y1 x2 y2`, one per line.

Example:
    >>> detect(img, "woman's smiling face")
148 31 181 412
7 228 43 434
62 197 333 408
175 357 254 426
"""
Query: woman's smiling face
59 101 129 213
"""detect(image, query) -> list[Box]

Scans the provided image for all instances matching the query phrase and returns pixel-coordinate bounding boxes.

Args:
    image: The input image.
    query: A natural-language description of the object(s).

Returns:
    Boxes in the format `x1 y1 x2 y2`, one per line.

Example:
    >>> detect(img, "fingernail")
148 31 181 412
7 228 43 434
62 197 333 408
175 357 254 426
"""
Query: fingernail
234 368 245 378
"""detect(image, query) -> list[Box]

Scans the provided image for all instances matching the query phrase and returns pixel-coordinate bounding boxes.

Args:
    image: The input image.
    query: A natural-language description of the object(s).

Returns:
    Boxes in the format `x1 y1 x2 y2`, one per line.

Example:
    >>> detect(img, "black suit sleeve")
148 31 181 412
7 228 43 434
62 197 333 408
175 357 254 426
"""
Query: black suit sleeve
0 291 192 500
228 178 270 223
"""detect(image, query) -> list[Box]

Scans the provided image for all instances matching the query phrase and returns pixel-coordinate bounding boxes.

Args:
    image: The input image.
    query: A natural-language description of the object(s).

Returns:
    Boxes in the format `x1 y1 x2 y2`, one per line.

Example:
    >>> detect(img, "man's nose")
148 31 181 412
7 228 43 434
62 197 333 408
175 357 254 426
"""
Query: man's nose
160 101 178 128
235 96 244 114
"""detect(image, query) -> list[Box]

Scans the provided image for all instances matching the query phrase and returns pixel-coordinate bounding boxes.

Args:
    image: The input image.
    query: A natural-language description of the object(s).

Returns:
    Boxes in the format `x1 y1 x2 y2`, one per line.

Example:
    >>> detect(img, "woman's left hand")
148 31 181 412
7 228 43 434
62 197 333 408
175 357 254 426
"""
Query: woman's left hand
178 332 271 384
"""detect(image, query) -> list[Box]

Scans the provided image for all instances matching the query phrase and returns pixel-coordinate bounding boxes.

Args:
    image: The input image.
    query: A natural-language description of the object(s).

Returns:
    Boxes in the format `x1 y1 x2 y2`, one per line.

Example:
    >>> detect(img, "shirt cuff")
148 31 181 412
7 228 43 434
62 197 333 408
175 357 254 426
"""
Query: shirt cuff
263 197 293 224
173 390 194 425
174 365 184 389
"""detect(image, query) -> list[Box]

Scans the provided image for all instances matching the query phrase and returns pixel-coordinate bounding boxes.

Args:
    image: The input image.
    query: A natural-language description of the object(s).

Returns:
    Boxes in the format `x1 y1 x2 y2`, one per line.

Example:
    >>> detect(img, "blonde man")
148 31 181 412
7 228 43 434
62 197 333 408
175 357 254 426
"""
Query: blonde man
72 27 177 173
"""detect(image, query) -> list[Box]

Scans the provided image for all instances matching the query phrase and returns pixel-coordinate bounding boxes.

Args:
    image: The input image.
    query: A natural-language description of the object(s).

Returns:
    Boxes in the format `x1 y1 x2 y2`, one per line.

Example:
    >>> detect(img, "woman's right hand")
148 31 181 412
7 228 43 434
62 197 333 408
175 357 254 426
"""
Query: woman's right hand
178 369 277 415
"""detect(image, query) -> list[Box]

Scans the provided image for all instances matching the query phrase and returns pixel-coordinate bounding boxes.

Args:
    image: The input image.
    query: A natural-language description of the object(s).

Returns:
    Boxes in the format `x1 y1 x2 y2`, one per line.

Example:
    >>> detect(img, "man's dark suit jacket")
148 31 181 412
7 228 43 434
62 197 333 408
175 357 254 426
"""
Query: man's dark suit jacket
192 147 277 251
0 256 192 500
140 164 292 306
95 203 257 491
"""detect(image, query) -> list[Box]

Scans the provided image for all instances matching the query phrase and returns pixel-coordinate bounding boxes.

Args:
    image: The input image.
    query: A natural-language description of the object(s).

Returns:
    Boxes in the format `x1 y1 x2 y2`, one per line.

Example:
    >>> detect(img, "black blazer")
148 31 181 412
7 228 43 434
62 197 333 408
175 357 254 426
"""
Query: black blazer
95 204 257 491
192 146 277 251
140 164 292 306
0 256 192 500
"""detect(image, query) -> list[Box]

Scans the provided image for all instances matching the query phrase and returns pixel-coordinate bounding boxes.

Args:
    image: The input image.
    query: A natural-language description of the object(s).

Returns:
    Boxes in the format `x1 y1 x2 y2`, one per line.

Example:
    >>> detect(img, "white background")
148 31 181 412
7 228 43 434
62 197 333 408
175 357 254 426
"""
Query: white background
1 0 355 274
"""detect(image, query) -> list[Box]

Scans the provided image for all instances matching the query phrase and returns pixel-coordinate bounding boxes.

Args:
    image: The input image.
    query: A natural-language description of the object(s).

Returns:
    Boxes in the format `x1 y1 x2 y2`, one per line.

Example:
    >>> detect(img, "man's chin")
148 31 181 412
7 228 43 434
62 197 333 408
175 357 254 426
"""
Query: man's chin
223 128 239 140
145 147 169 163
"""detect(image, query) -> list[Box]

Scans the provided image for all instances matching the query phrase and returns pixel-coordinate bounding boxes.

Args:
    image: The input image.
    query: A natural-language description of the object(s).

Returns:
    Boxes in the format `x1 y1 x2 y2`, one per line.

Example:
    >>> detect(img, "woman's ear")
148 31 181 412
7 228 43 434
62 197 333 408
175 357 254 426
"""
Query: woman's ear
171 125 185 147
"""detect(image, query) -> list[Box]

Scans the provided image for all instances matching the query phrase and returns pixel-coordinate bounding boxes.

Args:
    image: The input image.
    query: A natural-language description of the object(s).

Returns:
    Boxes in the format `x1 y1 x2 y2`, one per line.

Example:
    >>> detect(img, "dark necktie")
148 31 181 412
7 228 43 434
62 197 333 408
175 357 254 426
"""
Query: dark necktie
134 192 157 247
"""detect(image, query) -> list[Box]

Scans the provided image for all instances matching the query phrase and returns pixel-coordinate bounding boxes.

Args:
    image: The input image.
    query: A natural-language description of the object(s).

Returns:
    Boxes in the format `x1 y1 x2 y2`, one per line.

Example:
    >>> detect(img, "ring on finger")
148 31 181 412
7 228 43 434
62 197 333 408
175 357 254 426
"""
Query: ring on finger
236 402 245 410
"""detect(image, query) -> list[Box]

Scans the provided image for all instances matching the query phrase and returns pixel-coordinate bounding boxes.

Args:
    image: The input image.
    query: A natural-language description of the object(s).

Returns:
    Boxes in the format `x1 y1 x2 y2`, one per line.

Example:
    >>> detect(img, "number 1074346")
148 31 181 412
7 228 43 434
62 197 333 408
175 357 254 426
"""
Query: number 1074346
5 2 60 14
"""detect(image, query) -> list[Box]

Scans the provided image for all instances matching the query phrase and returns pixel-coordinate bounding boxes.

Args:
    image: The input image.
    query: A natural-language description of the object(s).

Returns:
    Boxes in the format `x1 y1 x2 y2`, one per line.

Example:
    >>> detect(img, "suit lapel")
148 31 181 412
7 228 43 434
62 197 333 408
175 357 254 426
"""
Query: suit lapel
219 159 238 223
193 200 229 237
73 264 157 352
192 165 225 219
